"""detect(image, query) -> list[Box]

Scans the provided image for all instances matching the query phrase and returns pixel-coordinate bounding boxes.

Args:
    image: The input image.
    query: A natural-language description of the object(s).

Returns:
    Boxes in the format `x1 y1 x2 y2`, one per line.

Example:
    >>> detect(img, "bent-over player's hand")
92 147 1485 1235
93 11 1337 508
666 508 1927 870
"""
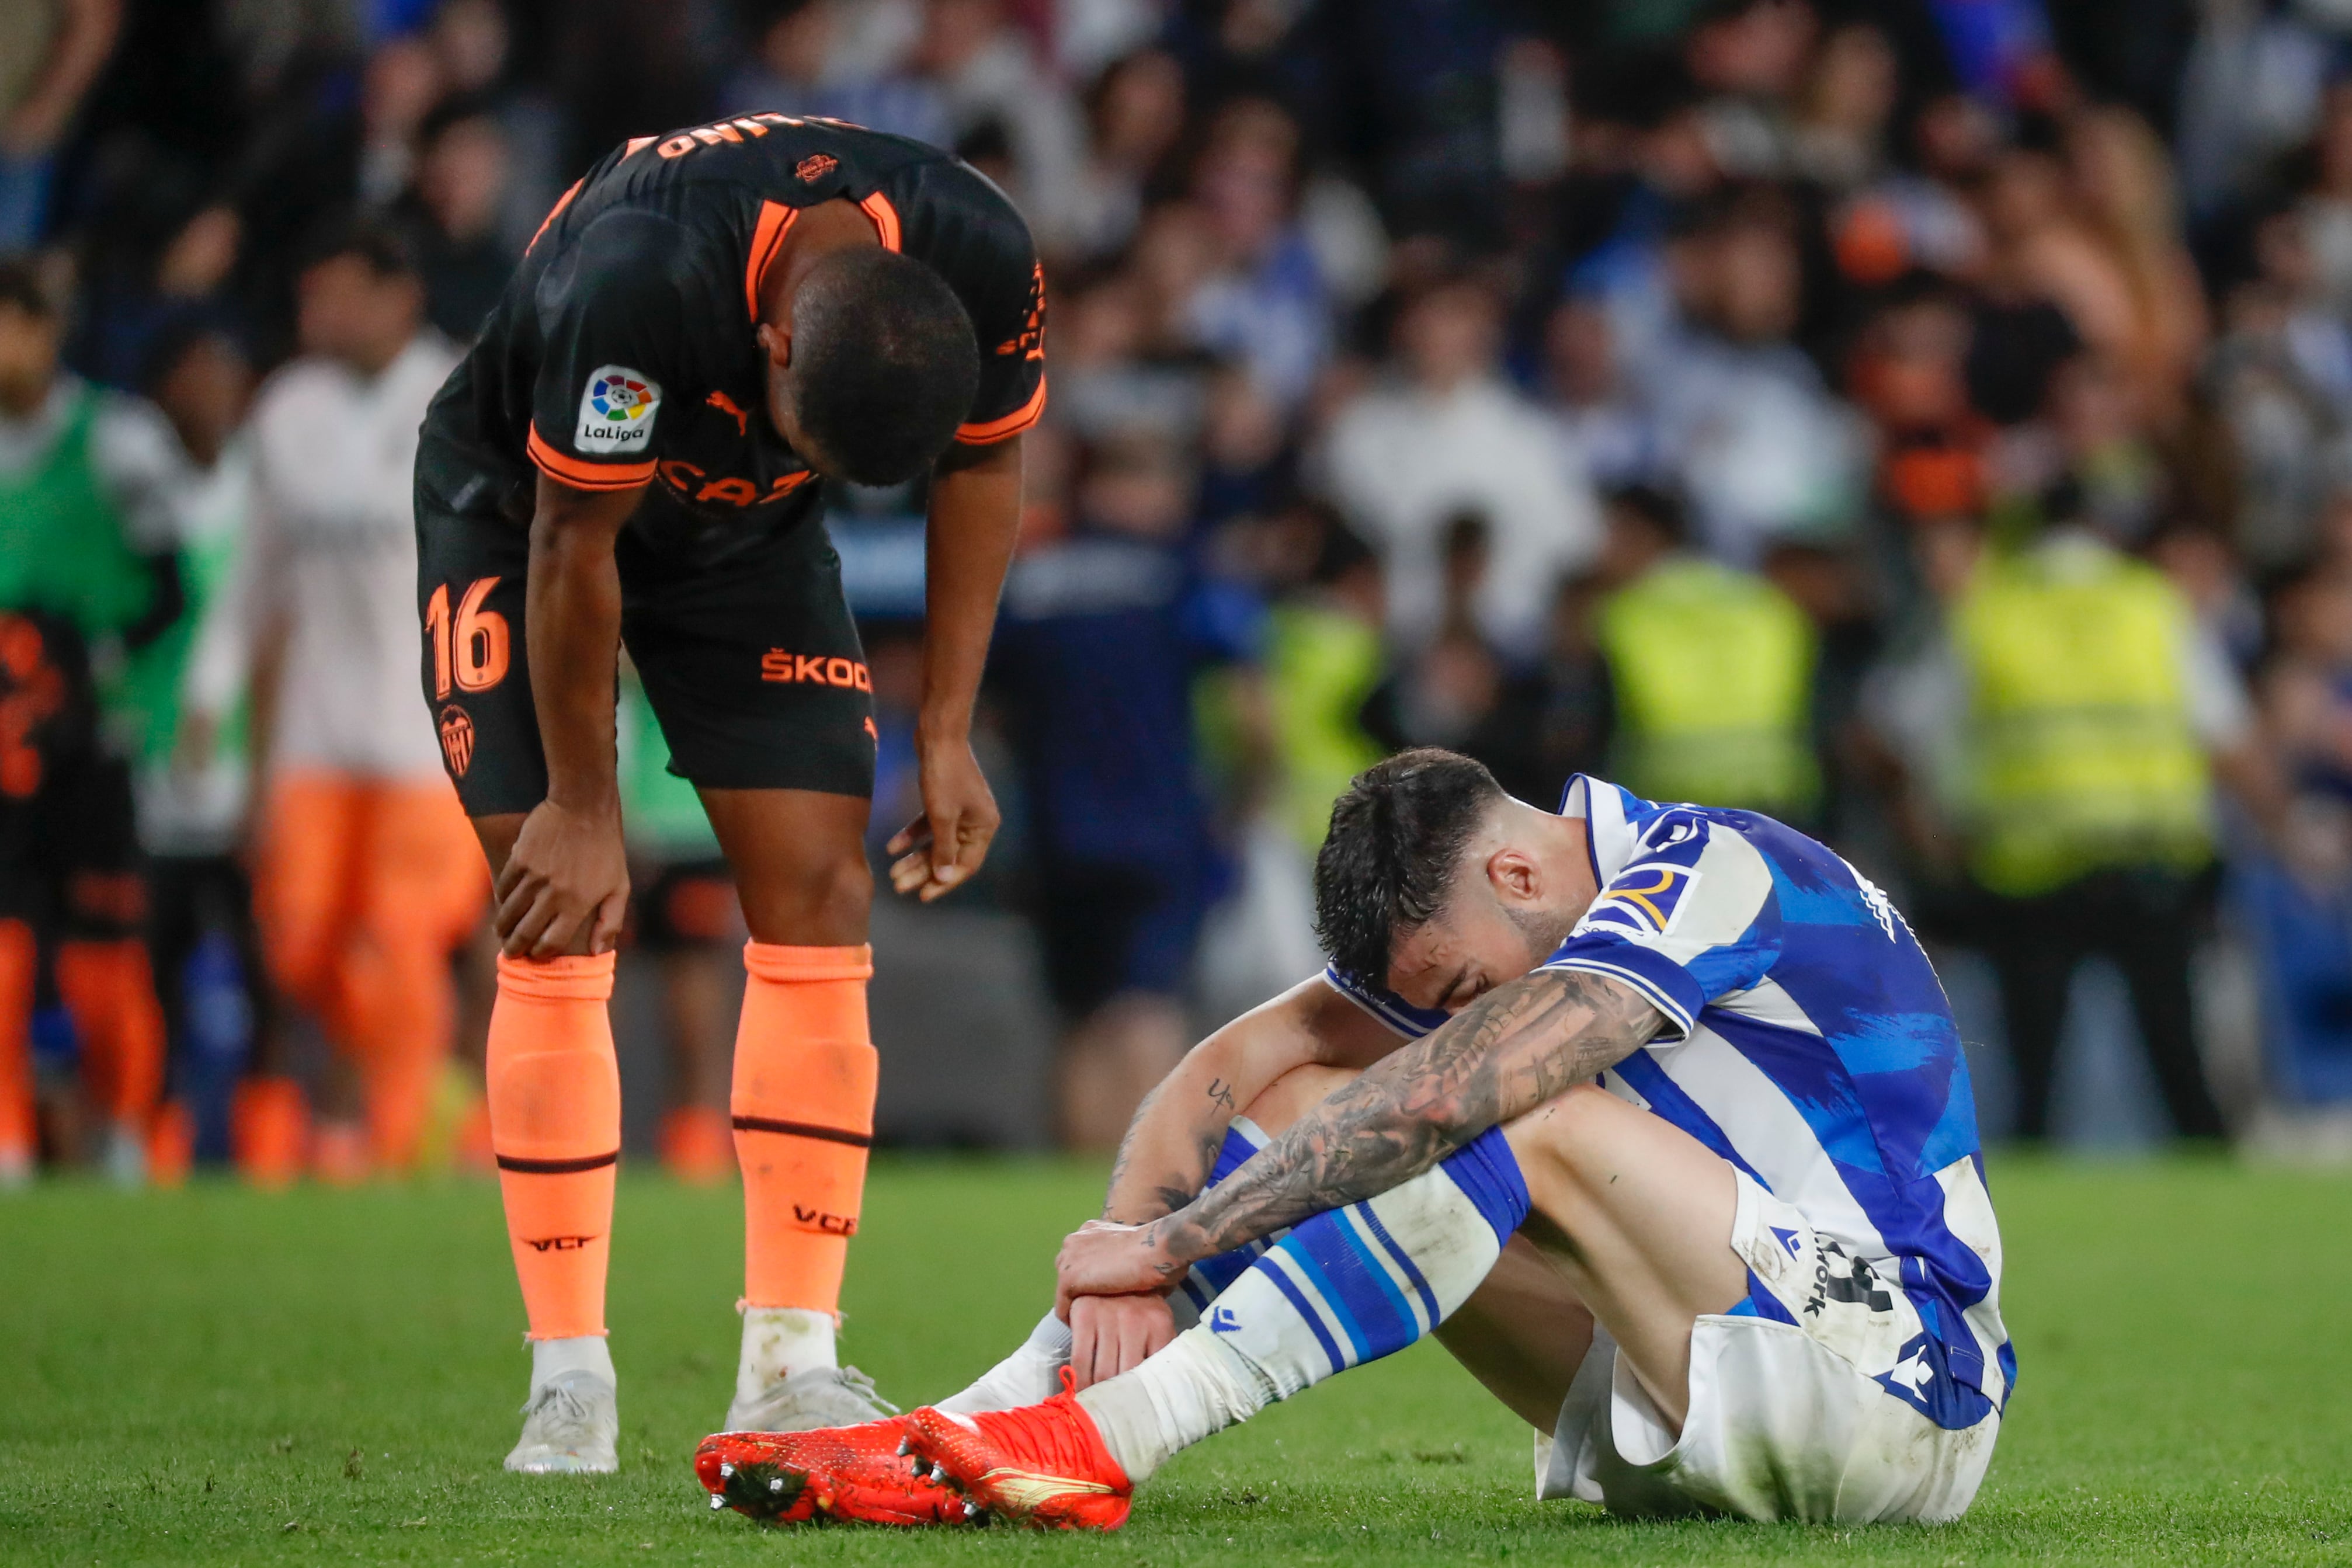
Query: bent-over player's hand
1067 1293 1179 1390
495 799 630 959
1055 1218 1184 1316
887 730 999 903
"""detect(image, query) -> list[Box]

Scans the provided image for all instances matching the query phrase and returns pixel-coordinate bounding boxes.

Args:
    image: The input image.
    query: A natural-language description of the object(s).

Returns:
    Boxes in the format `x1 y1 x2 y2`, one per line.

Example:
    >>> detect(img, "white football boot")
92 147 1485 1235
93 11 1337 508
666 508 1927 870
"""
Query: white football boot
722 1364 898 1435
505 1371 619 1473
505 1339 620 1474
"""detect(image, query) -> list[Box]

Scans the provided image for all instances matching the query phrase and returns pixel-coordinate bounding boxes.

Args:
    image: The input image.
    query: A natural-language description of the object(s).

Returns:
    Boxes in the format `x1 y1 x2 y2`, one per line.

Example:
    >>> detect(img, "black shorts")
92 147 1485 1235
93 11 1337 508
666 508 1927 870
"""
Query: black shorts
415 460 876 818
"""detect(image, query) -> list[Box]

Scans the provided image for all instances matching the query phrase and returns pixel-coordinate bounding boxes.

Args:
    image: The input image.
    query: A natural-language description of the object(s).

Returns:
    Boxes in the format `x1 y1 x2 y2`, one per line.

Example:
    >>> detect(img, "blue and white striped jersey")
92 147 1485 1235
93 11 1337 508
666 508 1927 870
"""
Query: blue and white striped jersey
1326 776 2011 1431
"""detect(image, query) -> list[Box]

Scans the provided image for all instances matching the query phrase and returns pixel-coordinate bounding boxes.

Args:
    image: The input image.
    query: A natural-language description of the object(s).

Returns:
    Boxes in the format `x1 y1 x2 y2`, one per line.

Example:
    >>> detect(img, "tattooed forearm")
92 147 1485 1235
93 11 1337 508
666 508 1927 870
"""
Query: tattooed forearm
1100 1075 1234 1223
1148 969 1660 1264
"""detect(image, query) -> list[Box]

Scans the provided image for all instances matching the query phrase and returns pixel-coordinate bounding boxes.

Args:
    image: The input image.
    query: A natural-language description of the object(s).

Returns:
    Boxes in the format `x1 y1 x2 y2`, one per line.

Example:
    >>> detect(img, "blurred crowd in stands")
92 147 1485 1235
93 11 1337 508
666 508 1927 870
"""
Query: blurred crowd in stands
5 0 2352 1183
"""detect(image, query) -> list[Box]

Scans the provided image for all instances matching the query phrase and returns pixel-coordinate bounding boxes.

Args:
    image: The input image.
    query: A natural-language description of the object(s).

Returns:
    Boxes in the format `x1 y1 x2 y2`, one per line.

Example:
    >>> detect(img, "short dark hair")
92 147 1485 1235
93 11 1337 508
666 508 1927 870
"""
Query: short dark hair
790 249 980 486
0 258 53 320
1314 748 1506 989
1604 482 1687 546
298 213 419 281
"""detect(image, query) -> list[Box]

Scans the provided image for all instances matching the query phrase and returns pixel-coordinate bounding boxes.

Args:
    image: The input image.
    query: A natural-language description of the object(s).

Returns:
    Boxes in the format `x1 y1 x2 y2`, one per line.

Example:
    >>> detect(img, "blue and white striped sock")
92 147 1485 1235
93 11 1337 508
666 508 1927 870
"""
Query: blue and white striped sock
1075 1127 1531 1480
937 1119 1281 1416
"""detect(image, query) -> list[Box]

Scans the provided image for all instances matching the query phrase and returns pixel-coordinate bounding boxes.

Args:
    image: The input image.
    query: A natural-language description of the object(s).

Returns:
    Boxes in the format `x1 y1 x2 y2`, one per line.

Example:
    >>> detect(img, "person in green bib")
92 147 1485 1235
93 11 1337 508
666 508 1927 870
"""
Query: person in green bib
1592 484 1823 828
1870 485 2291 1143
0 259 186 1181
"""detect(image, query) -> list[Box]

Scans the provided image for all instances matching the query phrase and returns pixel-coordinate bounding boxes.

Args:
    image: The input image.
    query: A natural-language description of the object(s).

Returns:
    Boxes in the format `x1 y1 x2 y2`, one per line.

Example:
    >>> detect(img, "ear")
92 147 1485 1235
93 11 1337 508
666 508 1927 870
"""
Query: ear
756 320 792 368
1485 844 1542 908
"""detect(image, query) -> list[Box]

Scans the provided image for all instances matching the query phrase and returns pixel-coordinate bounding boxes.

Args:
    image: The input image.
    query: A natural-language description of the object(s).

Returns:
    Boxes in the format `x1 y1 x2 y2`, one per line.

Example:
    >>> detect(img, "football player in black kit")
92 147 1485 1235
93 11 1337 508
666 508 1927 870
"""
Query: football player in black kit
414 115 1045 1473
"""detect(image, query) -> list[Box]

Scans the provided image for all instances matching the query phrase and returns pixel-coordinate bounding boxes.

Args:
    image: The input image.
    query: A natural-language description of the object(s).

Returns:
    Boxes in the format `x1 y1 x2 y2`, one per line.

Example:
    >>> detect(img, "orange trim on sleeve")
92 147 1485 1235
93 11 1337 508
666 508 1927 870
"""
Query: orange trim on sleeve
745 200 800 323
624 135 657 158
527 425 656 491
954 375 1048 444
526 178 583 256
857 192 902 252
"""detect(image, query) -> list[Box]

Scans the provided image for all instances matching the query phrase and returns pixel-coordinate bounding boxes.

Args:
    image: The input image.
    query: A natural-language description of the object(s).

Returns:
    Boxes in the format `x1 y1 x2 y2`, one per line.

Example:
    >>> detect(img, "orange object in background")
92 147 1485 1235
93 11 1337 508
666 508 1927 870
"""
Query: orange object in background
0 917 34 1172
252 772 486 1174
659 1104 734 1184
232 1075 310 1188
54 938 165 1132
147 1101 193 1187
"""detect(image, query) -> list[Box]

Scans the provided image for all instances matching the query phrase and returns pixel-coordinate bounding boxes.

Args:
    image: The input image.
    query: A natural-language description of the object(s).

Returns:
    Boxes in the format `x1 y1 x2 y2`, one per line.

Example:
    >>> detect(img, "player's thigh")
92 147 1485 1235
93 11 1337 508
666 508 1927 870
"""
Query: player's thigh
415 489 546 823
619 524 874 946
1503 1085 1745 1430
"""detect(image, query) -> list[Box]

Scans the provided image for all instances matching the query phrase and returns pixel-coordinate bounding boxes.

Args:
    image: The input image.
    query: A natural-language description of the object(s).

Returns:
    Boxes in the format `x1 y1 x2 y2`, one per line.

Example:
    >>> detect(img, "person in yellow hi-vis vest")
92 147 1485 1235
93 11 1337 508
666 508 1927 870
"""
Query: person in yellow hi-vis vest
1593 485 1822 825
1877 506 2287 1143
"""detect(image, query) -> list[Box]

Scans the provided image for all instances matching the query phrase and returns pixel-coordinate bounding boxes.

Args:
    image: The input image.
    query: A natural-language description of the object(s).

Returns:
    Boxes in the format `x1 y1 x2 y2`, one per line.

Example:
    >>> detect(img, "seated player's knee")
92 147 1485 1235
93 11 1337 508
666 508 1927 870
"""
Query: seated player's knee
1503 1083 1642 1218
1242 1062 1357 1137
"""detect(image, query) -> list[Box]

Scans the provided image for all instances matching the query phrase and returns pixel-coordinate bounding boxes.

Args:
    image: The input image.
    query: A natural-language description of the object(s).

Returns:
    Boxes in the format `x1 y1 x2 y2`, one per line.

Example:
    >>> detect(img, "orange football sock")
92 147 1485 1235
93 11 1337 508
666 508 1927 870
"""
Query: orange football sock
0 919 34 1167
54 940 165 1129
489 952 620 1340
732 943 877 1313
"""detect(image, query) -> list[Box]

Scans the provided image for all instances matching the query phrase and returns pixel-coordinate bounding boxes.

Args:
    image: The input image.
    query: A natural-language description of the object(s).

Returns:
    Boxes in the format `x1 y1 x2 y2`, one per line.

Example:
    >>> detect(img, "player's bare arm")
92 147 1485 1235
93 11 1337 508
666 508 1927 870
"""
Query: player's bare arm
885 433 1020 903
489 472 641 958
1056 967 1662 1308
1068 978 1397 1385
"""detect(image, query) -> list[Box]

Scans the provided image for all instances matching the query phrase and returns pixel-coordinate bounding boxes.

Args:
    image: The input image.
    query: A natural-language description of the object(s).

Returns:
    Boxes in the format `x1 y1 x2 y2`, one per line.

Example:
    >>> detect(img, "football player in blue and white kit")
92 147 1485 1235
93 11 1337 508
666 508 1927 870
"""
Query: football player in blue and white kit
698 748 2010 1529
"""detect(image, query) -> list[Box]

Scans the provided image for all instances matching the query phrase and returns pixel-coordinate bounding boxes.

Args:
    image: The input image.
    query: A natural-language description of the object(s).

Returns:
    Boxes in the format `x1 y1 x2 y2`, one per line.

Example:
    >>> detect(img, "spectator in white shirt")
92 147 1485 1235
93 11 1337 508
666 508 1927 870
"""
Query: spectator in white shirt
180 222 485 1180
1319 276 1601 652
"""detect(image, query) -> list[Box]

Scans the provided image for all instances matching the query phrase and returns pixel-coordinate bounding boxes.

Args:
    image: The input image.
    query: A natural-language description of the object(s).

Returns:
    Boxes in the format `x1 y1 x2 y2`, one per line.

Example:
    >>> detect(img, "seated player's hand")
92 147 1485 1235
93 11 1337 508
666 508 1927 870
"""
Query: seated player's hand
887 732 1000 903
1055 1218 1184 1316
495 799 630 958
1068 1292 1177 1390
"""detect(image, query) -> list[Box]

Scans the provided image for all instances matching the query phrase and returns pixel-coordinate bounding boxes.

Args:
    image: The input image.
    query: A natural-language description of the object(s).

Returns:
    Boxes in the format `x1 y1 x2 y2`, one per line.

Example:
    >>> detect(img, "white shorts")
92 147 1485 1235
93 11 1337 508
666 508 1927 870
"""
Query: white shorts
1533 1171 1999 1524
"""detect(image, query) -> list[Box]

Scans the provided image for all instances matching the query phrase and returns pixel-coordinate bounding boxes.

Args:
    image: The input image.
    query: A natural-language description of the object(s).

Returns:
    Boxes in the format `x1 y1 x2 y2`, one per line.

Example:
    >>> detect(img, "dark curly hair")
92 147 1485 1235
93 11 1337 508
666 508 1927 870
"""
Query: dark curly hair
1313 749 1506 989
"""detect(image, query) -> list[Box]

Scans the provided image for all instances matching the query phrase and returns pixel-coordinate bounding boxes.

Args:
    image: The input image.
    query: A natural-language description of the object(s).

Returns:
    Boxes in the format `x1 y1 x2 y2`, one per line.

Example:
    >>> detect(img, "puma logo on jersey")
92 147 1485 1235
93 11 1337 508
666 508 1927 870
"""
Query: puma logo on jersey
796 152 838 182
706 390 750 434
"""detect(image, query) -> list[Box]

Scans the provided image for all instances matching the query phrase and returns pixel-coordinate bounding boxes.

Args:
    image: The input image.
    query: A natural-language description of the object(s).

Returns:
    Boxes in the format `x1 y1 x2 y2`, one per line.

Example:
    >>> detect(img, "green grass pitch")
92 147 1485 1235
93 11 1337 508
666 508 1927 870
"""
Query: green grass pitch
3 1159 2349 1565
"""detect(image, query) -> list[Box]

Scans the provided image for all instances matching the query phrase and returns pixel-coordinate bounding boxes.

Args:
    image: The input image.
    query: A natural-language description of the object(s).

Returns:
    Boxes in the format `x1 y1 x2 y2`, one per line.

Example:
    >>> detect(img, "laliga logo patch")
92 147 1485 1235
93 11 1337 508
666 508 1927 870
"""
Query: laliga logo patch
1583 862 1703 938
576 365 661 452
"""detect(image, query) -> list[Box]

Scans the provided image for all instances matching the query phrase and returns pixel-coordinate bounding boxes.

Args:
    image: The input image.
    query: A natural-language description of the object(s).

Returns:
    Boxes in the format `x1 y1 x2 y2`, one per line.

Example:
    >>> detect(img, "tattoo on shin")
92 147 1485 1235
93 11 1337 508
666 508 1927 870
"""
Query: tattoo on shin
1147 969 1660 1268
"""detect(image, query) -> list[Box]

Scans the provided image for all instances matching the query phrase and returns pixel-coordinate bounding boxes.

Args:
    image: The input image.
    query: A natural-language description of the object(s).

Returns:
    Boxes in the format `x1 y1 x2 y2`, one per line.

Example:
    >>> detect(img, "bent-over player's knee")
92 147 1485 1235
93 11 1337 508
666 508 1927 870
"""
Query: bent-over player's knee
1240 1062 1357 1137
735 842 874 947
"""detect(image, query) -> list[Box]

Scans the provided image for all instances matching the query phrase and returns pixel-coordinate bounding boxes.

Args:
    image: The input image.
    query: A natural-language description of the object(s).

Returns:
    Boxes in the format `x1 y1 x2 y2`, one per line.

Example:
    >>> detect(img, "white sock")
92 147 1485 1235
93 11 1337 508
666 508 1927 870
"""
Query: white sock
1075 1328 1264 1481
1072 1127 1528 1482
936 1310 1073 1414
530 1334 615 1390
735 1305 837 1404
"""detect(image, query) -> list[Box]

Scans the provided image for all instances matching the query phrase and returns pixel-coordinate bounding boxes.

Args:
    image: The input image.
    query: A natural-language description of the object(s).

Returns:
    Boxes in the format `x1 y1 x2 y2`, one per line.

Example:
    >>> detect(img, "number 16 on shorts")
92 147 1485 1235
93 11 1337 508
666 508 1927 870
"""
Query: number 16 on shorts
425 576 510 777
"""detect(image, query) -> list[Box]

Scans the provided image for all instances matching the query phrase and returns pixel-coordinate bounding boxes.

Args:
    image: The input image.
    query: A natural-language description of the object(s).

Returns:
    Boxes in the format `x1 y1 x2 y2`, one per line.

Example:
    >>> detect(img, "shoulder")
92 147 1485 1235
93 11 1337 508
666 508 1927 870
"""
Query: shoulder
88 391 179 471
1586 806 1777 940
544 206 713 309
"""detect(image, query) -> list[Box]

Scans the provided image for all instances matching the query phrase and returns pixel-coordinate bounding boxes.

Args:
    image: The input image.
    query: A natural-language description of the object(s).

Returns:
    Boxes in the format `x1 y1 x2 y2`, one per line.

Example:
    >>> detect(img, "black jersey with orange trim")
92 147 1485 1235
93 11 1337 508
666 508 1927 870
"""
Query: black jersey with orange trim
419 116 1045 565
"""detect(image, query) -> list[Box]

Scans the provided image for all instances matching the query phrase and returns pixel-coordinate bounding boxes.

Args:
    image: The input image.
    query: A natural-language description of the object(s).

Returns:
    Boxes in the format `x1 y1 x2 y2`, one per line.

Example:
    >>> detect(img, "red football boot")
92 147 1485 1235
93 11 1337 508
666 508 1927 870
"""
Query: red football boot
694 1420 982 1526
900 1376 1134 1531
